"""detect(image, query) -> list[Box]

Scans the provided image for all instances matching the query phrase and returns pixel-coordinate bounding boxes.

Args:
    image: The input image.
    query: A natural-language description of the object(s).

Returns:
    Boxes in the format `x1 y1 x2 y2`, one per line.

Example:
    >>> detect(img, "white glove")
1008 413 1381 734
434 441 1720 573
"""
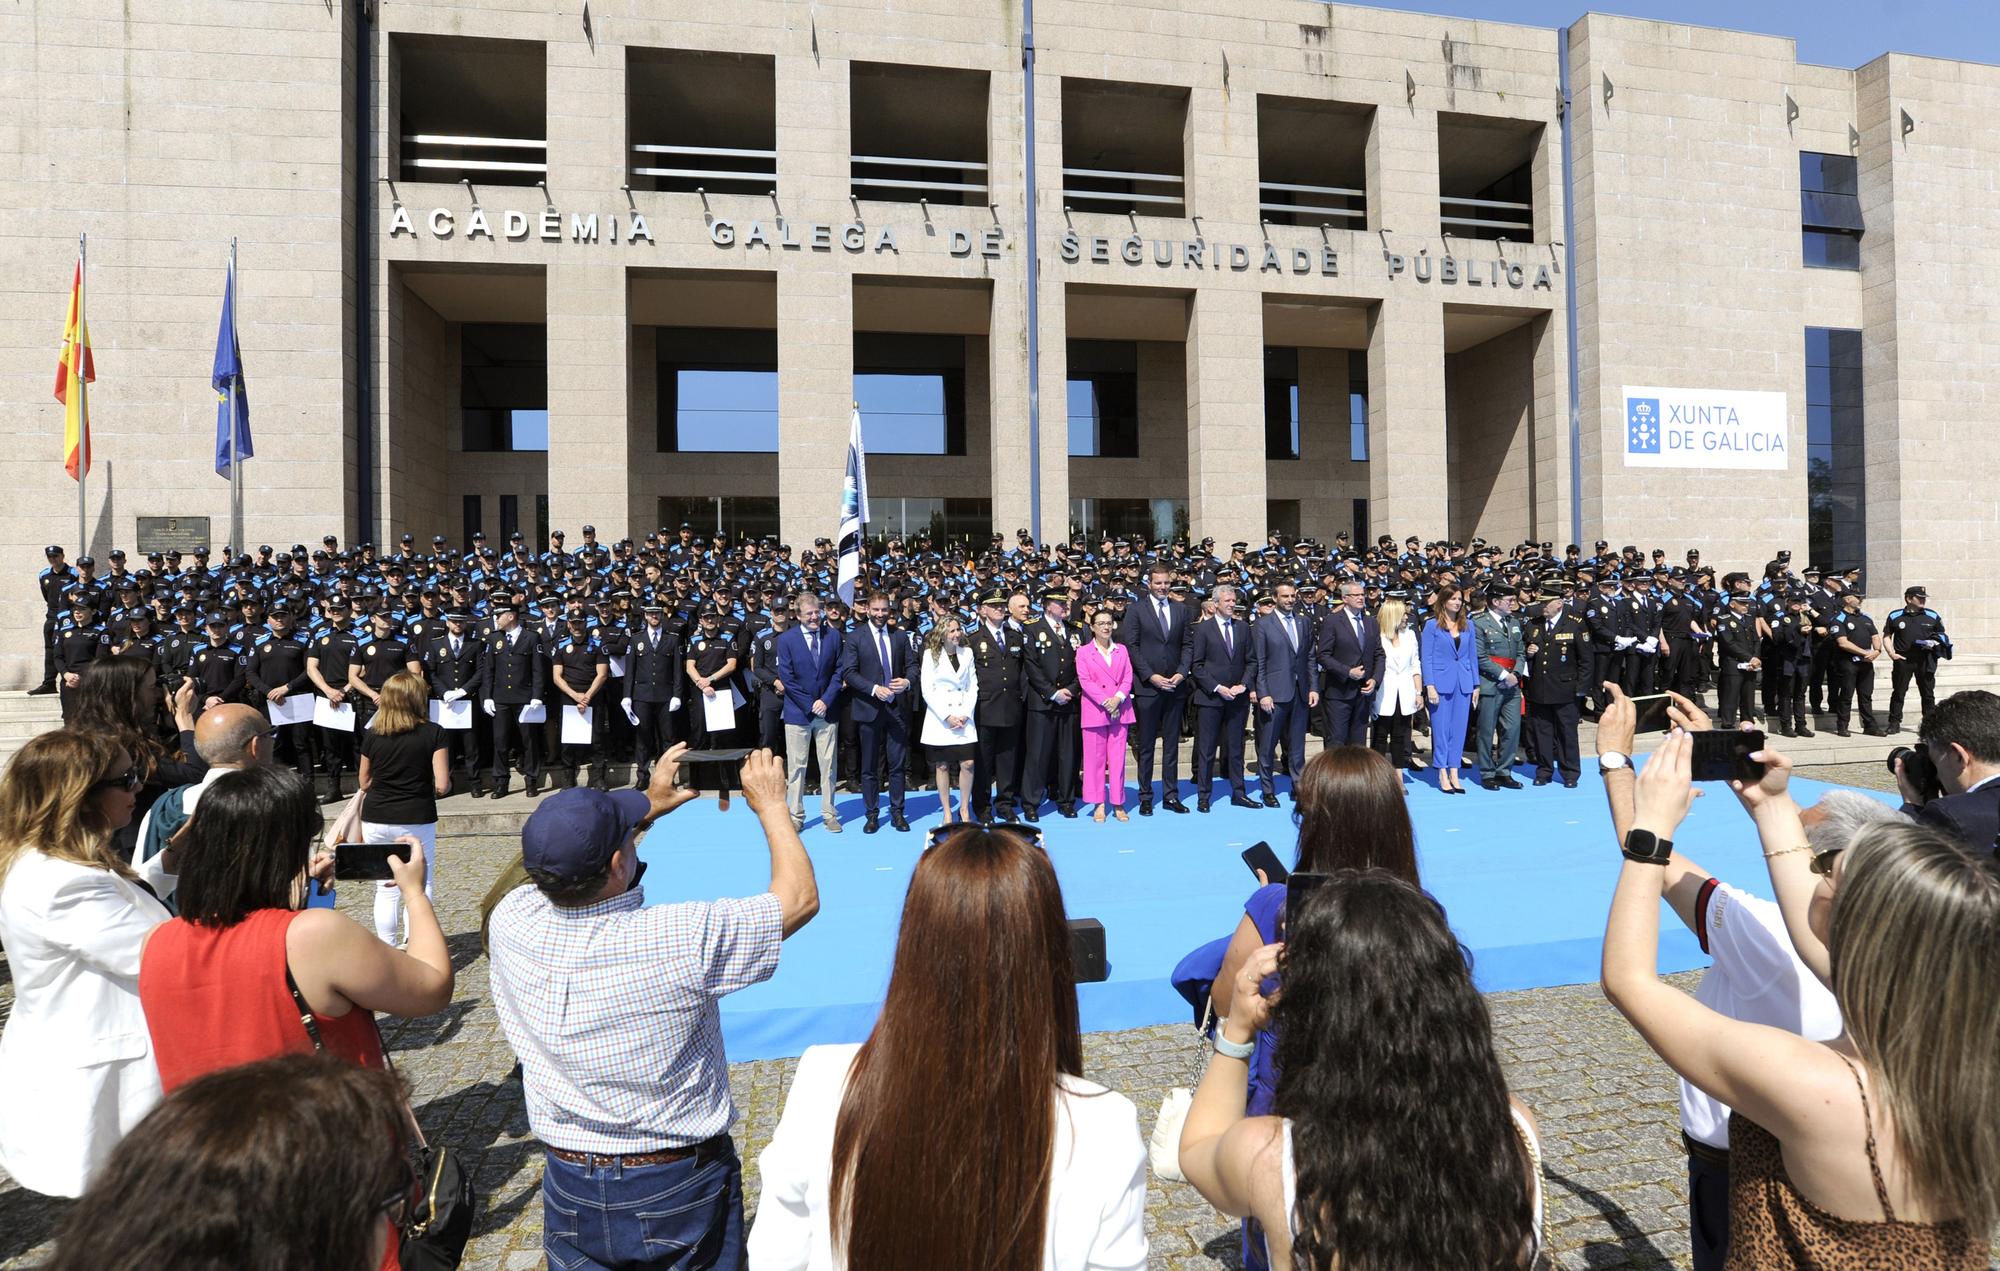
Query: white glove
443 689 467 703
1639 638 1658 653
483 698 496 716
621 696 633 712
1614 636 1635 650
529 698 543 708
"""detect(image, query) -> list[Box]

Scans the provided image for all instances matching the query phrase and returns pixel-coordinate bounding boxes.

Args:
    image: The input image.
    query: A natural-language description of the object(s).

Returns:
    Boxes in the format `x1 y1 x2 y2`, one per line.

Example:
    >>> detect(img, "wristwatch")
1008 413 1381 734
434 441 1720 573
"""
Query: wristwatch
1622 828 1673 865
1597 751 1631 774
1212 1028 1255 1060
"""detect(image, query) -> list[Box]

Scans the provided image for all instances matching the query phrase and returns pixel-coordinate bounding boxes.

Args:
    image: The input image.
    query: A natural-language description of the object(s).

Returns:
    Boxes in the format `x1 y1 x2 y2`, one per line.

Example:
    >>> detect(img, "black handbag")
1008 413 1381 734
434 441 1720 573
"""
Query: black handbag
287 968 475 1268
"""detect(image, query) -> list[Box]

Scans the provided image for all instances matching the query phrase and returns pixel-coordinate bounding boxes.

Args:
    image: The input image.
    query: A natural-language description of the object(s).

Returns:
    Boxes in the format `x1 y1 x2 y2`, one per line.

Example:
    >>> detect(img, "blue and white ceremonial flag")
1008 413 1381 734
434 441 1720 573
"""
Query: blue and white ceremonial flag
835 404 869 606
211 249 252 478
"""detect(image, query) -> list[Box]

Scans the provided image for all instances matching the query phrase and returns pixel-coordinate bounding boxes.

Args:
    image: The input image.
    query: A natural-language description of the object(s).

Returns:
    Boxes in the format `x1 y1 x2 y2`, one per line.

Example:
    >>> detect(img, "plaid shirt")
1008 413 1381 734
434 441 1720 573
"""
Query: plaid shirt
488 883 782 1153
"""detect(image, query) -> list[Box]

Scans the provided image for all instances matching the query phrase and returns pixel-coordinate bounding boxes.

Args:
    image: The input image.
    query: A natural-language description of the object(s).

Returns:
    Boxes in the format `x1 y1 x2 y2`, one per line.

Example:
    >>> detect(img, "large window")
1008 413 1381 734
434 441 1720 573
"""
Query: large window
1801 152 1862 271
1264 348 1299 461
853 333 966 455
1806 327 1865 572
1067 341 1139 458
461 324 548 453
1070 497 1186 544
1349 351 1369 462
658 495 781 543
866 497 992 544
659 329 779 453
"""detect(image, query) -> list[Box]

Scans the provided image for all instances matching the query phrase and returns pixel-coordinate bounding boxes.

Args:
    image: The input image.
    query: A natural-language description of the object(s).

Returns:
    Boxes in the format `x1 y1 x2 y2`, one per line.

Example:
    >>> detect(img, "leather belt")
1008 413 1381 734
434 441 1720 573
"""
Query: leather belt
545 1134 726 1170
1682 1132 1730 1169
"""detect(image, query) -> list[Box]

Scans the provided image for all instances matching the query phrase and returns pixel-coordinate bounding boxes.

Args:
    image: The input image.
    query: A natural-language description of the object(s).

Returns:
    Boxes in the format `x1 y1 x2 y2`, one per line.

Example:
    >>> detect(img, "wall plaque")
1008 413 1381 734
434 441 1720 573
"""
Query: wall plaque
136 516 212 555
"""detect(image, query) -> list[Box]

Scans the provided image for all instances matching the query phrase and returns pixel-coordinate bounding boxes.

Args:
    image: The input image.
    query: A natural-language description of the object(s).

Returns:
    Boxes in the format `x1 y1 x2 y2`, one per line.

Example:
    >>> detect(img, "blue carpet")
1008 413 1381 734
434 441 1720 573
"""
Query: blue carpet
637 767 1893 1061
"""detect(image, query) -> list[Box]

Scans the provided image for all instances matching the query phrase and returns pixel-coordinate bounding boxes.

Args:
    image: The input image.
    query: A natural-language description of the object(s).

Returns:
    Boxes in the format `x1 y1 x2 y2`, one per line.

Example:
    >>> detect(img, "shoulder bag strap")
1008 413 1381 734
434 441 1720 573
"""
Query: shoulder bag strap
283 964 326 1053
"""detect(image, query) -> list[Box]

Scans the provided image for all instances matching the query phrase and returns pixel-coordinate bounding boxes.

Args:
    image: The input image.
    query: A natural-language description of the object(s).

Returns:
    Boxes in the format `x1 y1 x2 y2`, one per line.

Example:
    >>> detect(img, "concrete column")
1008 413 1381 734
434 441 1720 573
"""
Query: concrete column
1185 287 1267 545
989 265 1037 537
542 40 630 540
776 270 853 556
1367 298 1448 537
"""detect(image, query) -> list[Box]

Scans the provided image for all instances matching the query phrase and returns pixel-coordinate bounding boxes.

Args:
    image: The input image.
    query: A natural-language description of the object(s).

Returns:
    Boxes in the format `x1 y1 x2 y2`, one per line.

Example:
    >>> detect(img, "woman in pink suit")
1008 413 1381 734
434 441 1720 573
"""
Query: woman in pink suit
1076 608 1136 822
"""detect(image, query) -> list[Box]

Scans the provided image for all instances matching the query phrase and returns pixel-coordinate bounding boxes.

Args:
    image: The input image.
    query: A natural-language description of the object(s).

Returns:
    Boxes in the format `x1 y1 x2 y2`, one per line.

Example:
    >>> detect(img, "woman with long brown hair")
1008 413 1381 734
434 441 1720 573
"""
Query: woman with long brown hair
1206 745 1421 1271
748 826 1148 1270
1420 584 1478 793
70 651 201 861
0 730 170 1196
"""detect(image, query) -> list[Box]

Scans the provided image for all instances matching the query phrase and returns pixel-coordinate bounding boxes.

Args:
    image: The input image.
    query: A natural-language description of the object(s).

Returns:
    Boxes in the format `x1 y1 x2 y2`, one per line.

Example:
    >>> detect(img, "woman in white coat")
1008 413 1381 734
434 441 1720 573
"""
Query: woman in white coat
919 616 980 826
1371 598 1426 776
0 730 170 1197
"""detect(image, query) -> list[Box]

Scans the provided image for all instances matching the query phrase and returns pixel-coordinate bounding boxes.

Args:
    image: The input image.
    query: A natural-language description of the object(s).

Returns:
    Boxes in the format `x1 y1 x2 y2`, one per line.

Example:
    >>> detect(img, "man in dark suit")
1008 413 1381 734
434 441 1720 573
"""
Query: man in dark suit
1190 585 1257 811
841 590 911 833
968 589 1026 822
481 602 547 798
1020 587 1082 821
624 604 683 788
1117 563 1193 815
1248 581 1319 805
424 610 486 797
1898 689 2000 856
1314 579 1383 747
775 590 844 832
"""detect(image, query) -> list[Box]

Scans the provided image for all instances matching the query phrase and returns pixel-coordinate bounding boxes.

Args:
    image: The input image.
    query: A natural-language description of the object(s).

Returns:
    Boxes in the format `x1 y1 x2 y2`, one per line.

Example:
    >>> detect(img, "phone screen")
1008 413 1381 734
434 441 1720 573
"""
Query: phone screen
674 748 753 792
1627 693 1673 734
1691 729 1766 783
333 841 412 881
1241 841 1288 885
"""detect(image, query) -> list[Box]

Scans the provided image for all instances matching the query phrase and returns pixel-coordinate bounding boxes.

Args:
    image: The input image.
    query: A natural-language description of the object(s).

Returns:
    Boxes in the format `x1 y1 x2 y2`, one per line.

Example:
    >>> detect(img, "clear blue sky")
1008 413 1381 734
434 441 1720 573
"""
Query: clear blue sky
1345 1 2000 70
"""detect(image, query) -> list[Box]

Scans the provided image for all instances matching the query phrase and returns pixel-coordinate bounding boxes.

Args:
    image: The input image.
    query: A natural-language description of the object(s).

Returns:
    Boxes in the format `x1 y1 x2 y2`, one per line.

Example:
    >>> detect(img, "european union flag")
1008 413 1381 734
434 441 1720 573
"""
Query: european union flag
1626 397 1660 455
212 256 252 478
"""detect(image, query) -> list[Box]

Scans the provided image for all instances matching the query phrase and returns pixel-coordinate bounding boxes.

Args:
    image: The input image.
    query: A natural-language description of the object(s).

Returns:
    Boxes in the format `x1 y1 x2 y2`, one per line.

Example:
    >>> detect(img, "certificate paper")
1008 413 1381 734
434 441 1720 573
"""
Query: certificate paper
519 702 548 725
561 706 595 745
267 695 313 726
429 699 473 730
701 688 742 732
313 698 356 732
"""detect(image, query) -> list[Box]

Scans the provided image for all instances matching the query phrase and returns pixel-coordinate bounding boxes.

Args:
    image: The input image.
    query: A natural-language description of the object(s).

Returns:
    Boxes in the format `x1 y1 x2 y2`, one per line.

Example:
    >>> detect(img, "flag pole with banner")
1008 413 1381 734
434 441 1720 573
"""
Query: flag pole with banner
54 234 95 554
835 402 869 606
212 238 252 551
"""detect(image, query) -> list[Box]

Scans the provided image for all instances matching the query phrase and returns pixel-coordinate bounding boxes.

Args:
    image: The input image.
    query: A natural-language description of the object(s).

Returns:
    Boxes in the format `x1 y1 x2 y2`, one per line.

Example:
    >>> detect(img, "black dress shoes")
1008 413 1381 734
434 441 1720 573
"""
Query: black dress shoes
890 813 910 832
1023 807 1040 823
1137 801 1154 817
1260 793 1281 808
1496 774 1523 790
1196 799 1212 813
1230 795 1260 809
1162 799 1189 814
1480 778 1501 791
864 817 881 834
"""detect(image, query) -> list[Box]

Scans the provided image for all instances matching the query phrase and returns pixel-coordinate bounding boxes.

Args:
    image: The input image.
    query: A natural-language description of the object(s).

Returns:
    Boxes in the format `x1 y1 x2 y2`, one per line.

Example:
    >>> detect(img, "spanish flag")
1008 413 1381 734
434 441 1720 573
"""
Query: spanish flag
54 257 94 481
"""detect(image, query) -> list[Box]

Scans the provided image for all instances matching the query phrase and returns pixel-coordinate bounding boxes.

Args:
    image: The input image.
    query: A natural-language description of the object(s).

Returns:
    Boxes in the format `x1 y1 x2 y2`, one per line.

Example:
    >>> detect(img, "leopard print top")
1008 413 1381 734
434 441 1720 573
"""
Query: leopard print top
1724 1054 1980 1269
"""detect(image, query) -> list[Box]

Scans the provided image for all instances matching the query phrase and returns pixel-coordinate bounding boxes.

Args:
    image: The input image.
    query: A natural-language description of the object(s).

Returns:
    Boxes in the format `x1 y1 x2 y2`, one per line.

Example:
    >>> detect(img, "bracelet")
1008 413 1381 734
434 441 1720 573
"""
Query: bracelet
1762 845 1810 859
1212 1029 1255 1061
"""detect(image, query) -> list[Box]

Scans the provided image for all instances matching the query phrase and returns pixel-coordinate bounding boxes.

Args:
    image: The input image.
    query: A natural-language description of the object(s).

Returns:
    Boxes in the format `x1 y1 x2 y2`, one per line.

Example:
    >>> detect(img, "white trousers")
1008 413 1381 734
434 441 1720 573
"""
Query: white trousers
362 819 437 945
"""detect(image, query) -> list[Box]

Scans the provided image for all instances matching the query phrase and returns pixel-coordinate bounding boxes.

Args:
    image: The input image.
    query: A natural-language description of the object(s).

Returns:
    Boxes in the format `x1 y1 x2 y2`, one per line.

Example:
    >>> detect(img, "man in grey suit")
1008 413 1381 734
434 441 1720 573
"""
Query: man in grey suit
1249 581 1320 805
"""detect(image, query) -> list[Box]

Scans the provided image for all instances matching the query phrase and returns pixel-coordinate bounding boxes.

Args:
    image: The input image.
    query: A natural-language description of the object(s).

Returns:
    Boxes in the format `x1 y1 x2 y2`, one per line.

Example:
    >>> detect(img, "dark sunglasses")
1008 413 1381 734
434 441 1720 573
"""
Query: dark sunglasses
91 766 141 794
924 823 1047 854
1809 848 1844 878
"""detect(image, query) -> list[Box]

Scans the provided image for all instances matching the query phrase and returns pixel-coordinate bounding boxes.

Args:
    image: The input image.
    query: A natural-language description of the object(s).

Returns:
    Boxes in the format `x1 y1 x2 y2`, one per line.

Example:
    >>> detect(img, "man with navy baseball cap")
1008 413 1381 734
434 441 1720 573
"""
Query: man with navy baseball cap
486 744 818 1271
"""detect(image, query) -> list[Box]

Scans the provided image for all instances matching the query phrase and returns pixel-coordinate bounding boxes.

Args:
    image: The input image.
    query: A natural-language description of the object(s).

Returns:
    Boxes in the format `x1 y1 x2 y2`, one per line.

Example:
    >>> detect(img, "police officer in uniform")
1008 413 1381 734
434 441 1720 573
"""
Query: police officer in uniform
248 603 317 785
424 610 485 796
305 595 363 802
625 604 682 788
1768 590 1815 738
1885 585 1950 733
1019 587 1082 821
481 601 547 797
1713 592 1762 729
191 613 246 715
1524 592 1586 787
684 605 741 752
160 605 199 695
350 610 423 730
968 589 1026 822
551 612 611 790
1584 574 1624 716
32 545 74 694
1828 587 1883 738
749 604 792 752
1658 569 1705 703
53 596 110 722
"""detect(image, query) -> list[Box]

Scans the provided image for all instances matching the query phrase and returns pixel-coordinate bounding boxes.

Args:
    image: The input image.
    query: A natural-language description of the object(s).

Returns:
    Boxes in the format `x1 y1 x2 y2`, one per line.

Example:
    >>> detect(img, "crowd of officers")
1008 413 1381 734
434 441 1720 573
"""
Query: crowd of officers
31 525 1953 810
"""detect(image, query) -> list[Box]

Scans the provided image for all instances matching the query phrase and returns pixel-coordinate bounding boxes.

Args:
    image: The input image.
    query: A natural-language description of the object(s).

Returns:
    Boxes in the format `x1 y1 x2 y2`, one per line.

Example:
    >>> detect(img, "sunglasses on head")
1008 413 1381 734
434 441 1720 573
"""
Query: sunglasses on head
1809 848 1844 877
923 823 1047 854
92 766 141 794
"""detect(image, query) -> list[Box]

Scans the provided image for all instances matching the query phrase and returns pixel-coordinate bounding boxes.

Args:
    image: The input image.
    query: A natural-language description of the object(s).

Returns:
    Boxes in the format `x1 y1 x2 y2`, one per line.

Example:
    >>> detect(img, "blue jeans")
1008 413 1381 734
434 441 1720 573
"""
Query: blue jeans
541 1139 744 1271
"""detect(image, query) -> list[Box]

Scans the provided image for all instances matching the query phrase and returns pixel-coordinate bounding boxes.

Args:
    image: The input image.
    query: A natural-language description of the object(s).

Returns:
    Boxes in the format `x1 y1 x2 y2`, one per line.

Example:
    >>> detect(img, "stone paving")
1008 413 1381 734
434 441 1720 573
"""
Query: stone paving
0 757 1973 1269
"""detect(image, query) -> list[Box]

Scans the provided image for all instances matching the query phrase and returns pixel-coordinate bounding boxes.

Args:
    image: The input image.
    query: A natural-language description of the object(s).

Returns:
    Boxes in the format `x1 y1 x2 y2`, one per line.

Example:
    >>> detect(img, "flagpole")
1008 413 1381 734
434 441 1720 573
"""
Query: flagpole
227 238 241 553
76 232 88 557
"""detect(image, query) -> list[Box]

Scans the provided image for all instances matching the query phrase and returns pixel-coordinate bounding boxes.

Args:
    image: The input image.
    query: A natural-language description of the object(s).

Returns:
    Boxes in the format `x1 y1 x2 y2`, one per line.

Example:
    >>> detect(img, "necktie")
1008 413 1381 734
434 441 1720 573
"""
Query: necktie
1283 614 1295 650
1158 599 1171 633
807 629 817 659
1352 612 1363 645
877 628 890 679
450 638 460 657
1221 621 1233 656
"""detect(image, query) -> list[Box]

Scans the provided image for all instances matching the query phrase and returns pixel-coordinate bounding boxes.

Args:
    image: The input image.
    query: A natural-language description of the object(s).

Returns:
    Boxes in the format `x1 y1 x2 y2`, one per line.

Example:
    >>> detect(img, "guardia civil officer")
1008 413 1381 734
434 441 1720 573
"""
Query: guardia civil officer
624 604 683 787
305 595 363 802
968 589 1026 822
248 603 318 784
1523 592 1586 786
424 610 485 796
550 611 610 790
1827 587 1883 737
1471 589 1526 790
1885 585 1951 733
481 600 547 797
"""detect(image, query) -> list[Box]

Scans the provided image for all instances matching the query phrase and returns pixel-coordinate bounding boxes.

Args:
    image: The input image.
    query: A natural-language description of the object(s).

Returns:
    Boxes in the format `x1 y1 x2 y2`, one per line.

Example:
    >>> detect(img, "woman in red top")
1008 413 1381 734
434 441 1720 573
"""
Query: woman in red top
138 765 454 1088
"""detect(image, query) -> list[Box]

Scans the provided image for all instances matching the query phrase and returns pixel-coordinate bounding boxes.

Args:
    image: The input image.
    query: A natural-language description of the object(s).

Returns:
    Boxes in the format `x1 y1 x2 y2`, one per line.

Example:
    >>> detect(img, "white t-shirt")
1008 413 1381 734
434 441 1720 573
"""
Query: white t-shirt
748 1042 1149 1271
1680 881 1845 1148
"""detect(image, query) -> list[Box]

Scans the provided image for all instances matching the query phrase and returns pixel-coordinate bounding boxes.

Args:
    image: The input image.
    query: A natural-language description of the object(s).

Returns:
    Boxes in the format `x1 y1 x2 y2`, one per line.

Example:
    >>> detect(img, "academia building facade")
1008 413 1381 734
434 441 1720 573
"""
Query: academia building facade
4 0 2000 683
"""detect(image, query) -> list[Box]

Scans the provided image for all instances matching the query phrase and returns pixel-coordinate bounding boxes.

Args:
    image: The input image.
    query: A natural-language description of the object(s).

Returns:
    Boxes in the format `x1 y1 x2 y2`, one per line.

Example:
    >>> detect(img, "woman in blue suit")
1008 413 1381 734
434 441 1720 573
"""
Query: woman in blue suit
1419 586 1478 793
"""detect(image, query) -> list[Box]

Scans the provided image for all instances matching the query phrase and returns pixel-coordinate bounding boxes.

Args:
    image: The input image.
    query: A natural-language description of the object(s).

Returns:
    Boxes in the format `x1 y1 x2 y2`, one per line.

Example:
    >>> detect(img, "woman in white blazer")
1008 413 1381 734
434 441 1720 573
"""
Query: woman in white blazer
748 826 1148 1271
0 731 170 1197
918 616 980 826
1372 598 1425 775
